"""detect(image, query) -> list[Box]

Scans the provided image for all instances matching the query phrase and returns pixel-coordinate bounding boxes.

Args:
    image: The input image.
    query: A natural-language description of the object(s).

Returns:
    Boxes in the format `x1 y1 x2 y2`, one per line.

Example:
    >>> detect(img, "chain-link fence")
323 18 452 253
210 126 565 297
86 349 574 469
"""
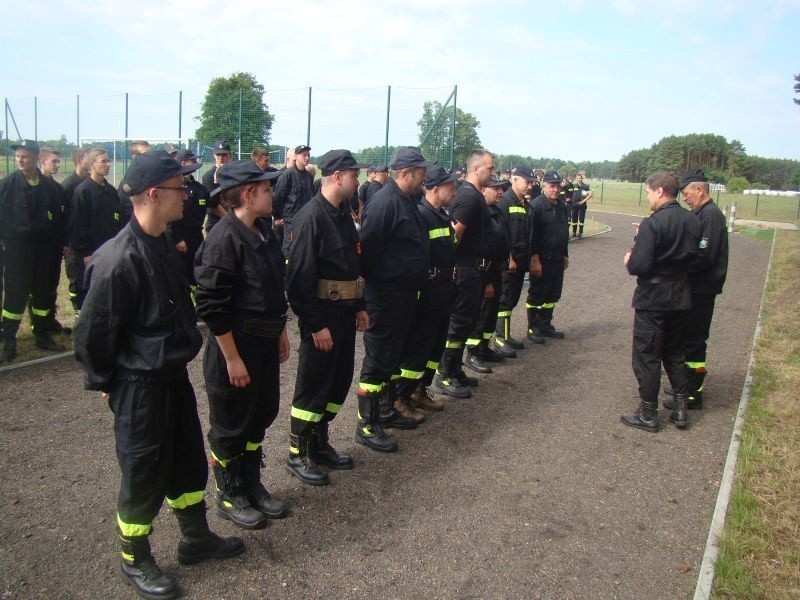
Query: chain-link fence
2 85 458 180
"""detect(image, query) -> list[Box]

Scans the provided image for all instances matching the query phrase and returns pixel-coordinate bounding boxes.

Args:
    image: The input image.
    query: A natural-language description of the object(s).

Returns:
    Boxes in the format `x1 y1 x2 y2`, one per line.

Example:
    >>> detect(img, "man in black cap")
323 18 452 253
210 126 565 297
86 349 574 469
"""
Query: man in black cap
464 175 511 372
169 149 210 286
621 170 700 433
74 151 244 600
526 170 570 343
274 144 315 256
284 149 369 485
364 164 389 210
201 140 232 233
431 149 496 397
570 172 593 239
0 140 67 362
354 146 433 452
663 169 728 411
493 166 534 354
394 165 459 414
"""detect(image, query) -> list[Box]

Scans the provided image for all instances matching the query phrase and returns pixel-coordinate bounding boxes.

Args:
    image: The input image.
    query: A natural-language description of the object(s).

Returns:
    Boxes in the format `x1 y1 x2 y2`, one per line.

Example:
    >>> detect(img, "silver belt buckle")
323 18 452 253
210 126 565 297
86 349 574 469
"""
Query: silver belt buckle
327 283 341 301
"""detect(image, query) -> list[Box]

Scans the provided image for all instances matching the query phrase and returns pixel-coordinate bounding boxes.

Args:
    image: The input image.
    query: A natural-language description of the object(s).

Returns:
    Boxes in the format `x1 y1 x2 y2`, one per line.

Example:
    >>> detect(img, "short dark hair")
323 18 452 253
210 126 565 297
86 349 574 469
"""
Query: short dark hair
251 147 269 160
71 147 88 167
645 171 679 198
220 183 257 210
467 148 492 170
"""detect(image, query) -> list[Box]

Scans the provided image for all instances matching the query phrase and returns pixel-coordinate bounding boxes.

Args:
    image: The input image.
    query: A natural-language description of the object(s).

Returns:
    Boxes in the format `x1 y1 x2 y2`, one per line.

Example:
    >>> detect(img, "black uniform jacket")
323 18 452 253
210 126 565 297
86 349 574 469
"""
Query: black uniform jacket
689 201 728 296
169 176 209 243
359 178 429 287
0 169 66 242
529 194 569 261
75 216 202 391
417 199 456 314
486 203 512 261
70 177 123 258
498 188 529 266
626 200 700 311
194 210 287 336
286 193 365 332
61 171 86 226
201 167 224 230
274 166 315 223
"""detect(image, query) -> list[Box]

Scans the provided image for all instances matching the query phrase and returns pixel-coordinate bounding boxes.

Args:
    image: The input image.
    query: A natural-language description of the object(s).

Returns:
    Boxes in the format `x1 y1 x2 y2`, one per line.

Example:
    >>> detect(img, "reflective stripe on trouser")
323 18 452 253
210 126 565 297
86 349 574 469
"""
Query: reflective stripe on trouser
467 269 501 351
111 369 208 535
358 283 418 409
204 334 280 460
446 265 483 349
397 309 449 397
290 310 356 436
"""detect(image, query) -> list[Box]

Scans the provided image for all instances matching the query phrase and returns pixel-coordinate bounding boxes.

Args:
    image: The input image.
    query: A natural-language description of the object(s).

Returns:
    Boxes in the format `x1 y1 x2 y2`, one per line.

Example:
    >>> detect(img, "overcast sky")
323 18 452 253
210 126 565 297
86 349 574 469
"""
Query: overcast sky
2 0 799 162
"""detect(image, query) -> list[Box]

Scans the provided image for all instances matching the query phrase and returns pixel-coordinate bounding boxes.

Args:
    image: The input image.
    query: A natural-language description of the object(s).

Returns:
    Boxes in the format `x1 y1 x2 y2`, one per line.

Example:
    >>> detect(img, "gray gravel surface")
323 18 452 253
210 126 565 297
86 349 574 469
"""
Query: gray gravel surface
0 211 770 600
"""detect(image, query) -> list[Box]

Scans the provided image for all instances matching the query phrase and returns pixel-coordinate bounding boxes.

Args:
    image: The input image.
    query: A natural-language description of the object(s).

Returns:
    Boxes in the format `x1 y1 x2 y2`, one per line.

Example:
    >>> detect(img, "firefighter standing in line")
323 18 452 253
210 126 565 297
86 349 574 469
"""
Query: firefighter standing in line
570 172 593 239
0 139 67 362
393 165 459 415
194 161 290 530
74 151 244 600
354 146 433 452
621 170 700 432
284 149 369 485
493 167 534 355
526 170 570 342
664 169 729 411
169 149 209 287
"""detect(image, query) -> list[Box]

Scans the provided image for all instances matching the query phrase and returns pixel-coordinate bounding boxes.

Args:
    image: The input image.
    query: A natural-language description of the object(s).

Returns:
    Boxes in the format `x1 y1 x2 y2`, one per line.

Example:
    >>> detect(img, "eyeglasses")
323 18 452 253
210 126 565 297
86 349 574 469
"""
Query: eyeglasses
95 159 111 164
155 185 188 192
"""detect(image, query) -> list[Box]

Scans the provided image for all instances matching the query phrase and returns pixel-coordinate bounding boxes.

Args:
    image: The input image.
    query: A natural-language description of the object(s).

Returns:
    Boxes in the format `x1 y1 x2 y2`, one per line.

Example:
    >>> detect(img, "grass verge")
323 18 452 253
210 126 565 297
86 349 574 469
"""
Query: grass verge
711 229 800 599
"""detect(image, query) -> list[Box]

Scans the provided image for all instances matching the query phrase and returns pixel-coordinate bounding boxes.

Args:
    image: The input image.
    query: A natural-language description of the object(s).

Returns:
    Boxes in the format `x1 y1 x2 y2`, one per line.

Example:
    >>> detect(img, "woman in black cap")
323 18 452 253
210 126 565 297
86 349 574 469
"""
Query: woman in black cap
194 160 290 530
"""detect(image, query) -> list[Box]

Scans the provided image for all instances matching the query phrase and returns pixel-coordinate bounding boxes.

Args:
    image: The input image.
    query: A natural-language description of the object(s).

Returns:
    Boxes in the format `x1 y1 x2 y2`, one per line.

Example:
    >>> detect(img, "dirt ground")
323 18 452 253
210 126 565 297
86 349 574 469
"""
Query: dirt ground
0 211 770 600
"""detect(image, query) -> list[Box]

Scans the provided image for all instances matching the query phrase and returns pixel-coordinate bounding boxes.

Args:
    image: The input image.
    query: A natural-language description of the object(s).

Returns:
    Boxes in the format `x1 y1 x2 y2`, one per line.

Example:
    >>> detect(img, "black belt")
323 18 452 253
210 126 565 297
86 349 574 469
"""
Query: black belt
240 316 288 338
428 266 456 282
638 272 687 284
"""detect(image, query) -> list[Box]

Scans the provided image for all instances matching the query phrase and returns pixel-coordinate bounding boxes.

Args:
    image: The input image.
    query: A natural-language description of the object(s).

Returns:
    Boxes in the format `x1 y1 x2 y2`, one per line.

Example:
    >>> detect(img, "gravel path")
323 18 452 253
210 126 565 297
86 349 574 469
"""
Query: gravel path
0 210 770 600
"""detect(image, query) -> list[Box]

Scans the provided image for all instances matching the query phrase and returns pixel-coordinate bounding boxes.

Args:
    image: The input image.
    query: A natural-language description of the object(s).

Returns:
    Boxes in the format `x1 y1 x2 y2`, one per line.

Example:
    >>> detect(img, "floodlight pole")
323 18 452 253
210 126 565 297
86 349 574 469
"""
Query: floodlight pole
306 87 312 147
34 97 38 141
178 91 183 144
384 86 391 166
450 85 457 169
4 99 9 174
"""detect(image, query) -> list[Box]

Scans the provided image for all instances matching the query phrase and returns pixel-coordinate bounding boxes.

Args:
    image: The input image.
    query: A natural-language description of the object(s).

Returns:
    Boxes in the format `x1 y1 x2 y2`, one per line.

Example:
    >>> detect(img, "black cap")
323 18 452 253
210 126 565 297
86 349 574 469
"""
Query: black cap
373 164 388 173
11 139 40 154
511 167 534 182
679 169 709 189
390 146 436 170
212 140 232 155
175 149 200 163
317 149 367 176
121 150 201 196
210 160 281 197
164 144 178 157
366 166 376 174
424 165 459 188
484 176 504 188
294 145 311 154
542 170 560 183
503 168 512 175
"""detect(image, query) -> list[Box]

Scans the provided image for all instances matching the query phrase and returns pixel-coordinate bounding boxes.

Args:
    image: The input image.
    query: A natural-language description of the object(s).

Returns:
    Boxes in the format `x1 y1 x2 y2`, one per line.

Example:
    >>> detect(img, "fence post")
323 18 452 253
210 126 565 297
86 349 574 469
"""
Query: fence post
34 97 38 141
796 196 800 220
450 85 457 169
178 91 183 143
238 89 243 159
754 194 759 216
124 93 129 171
306 87 312 148
638 184 643 206
4 99 9 174
76 95 80 148
600 181 604 204
384 85 391 167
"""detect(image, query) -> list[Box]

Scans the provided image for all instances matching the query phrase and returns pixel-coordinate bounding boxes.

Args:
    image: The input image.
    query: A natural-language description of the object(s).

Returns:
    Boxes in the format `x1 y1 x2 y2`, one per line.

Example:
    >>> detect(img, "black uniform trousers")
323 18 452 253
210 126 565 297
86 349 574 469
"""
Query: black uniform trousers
684 294 716 368
1 234 62 336
64 250 86 311
468 268 502 346
446 266 484 347
526 257 565 307
176 232 204 286
291 307 356 435
570 204 587 231
204 333 281 460
358 283 417 395
498 268 526 317
111 368 207 537
396 309 449 398
632 309 689 404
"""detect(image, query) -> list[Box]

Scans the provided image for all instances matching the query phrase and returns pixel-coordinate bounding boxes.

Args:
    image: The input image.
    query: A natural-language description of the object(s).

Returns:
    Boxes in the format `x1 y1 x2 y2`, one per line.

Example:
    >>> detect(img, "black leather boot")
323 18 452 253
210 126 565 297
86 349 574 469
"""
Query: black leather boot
431 348 472 398
490 335 518 358
476 339 507 362
0 338 16 363
118 532 177 600
286 433 330 486
620 401 659 433
311 421 354 469
354 392 399 452
378 386 417 430
34 330 66 352
495 315 524 350
211 456 267 529
173 501 245 565
465 347 492 373
669 393 689 428
526 306 545 344
537 307 564 339
241 449 289 518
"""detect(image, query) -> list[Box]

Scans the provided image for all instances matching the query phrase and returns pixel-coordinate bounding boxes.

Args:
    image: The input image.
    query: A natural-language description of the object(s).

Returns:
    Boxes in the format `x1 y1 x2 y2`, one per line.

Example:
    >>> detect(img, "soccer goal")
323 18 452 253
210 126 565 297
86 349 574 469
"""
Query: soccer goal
79 137 189 186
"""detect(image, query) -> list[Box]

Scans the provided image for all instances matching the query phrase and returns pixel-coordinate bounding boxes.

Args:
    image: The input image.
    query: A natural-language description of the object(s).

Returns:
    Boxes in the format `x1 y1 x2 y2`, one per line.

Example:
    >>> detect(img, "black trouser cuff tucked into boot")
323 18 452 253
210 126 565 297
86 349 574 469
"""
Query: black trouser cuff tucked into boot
174 501 245 565
118 531 177 600
286 432 330 485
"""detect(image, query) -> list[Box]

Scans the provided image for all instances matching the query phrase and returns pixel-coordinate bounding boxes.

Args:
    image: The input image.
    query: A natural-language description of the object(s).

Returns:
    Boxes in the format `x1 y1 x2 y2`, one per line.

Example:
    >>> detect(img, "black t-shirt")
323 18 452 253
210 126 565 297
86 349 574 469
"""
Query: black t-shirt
450 181 490 262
